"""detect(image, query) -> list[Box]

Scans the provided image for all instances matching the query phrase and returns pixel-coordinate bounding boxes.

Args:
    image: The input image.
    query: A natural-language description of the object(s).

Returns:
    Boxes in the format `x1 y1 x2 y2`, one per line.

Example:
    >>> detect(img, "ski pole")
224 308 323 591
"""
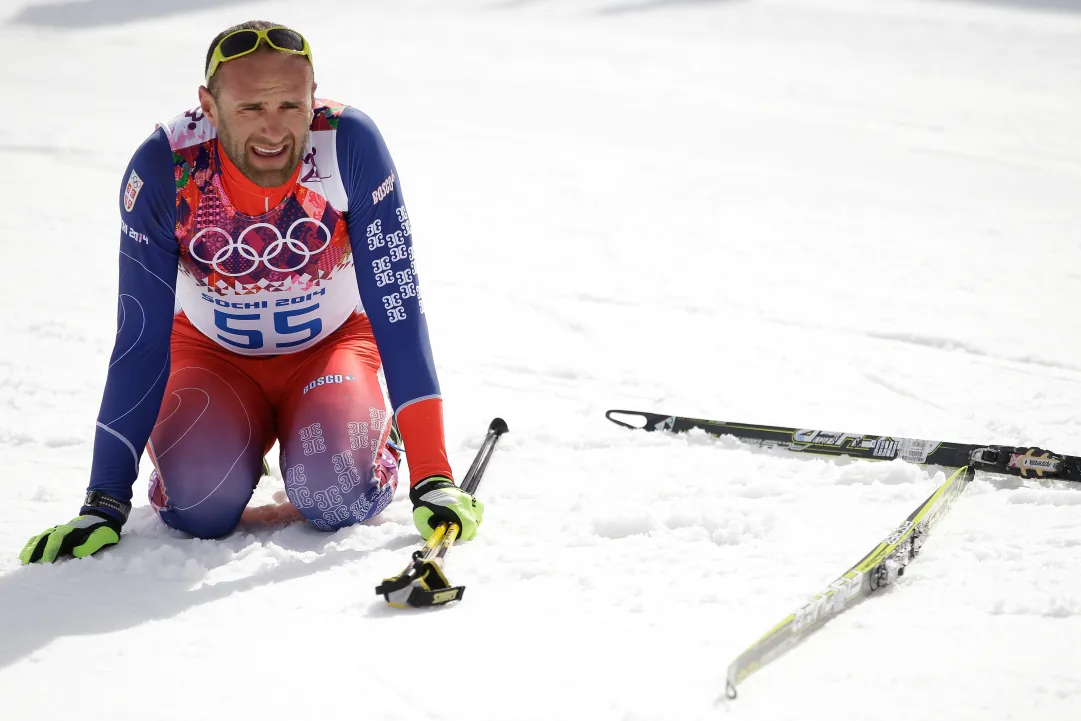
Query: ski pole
375 417 508 607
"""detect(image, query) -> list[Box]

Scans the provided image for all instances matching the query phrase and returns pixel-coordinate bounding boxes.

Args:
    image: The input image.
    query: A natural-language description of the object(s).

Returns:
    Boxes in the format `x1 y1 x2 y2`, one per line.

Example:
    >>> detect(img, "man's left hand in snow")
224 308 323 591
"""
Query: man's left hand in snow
410 476 484 541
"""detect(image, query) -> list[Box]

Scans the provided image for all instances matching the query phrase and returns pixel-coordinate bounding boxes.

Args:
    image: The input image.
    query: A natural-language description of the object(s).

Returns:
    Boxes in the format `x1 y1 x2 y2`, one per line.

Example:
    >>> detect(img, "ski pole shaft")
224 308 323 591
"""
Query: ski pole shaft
461 417 509 494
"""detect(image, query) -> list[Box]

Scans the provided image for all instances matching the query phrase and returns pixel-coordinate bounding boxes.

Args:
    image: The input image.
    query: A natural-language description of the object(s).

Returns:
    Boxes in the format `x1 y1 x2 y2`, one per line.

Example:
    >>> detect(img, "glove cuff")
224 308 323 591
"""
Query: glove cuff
409 475 454 505
82 490 131 525
79 508 124 530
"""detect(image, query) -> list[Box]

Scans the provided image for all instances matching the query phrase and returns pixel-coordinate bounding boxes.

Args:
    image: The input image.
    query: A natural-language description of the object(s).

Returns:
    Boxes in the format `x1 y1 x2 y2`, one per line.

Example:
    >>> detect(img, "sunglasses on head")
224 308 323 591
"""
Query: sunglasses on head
205 27 313 84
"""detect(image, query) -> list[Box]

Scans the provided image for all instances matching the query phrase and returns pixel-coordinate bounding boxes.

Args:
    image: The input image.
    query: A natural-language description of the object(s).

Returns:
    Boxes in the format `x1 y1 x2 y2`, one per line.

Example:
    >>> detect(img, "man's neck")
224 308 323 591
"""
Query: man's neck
217 141 300 215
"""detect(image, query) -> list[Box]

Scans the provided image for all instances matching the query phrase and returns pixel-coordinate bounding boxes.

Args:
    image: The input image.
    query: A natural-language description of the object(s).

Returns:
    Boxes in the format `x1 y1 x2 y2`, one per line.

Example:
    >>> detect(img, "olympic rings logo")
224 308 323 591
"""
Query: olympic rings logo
189 218 332 277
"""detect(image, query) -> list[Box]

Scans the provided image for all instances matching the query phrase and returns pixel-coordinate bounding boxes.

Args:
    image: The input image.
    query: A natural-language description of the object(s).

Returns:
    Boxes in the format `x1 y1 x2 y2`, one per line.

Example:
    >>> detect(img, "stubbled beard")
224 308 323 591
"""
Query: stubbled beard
218 122 310 188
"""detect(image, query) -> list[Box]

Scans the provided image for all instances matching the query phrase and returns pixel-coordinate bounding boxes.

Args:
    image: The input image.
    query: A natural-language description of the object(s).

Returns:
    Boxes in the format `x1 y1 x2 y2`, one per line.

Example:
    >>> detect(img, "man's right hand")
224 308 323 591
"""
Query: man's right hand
410 476 484 542
19 511 122 564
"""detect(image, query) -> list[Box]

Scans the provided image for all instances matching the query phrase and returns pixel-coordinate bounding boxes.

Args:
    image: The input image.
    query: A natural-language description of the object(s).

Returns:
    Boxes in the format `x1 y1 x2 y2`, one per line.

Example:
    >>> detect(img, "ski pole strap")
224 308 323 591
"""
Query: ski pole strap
402 578 465 607
375 524 449 597
378 563 464 607
375 523 466 608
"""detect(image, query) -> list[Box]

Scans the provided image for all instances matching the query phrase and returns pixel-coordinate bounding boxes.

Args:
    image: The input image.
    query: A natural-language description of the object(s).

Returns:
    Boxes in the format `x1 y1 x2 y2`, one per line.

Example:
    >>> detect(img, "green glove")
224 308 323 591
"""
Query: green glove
20 511 122 564
410 476 484 542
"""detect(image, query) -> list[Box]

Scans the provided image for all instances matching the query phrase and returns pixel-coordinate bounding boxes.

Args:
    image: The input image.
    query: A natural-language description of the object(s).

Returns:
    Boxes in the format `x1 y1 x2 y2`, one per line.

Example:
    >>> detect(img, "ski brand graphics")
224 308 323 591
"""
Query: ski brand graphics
884 520 915 545
873 438 897 457
792 572 863 632
650 417 937 463
896 438 937 464
792 429 908 457
124 169 143 212
371 171 396 205
1008 449 1061 477
793 429 848 445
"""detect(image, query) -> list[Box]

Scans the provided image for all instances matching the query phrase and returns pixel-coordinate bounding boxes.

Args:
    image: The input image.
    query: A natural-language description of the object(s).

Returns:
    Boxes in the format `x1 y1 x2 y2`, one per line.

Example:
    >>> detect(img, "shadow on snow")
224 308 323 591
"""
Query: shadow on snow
0 505 416 670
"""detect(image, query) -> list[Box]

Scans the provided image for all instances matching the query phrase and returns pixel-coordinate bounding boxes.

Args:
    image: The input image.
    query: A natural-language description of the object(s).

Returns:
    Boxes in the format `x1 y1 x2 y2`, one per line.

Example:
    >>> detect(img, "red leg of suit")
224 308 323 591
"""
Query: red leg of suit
147 352 275 539
147 313 397 537
276 338 399 531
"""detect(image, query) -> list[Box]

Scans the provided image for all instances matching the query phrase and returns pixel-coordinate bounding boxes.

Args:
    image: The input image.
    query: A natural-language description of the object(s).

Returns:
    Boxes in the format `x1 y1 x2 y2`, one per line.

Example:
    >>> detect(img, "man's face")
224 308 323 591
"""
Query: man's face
199 51 315 188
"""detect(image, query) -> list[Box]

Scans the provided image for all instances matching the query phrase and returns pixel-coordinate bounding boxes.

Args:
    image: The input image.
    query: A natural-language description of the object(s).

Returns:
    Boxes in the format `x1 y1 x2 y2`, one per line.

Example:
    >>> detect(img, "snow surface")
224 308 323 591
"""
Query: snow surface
3 0 1081 718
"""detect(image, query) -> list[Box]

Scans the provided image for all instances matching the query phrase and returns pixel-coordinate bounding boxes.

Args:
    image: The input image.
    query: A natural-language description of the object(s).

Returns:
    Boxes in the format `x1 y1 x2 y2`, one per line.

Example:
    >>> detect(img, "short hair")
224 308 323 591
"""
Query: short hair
204 20 305 95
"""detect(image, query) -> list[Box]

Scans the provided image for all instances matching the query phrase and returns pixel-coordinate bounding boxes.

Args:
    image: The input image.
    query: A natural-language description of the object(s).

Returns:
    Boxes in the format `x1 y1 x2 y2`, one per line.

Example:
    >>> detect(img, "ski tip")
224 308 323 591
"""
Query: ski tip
489 417 509 436
605 410 648 429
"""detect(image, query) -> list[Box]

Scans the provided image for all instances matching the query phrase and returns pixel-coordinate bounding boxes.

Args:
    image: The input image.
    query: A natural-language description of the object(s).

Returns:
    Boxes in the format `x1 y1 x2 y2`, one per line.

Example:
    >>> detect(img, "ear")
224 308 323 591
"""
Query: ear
198 86 219 129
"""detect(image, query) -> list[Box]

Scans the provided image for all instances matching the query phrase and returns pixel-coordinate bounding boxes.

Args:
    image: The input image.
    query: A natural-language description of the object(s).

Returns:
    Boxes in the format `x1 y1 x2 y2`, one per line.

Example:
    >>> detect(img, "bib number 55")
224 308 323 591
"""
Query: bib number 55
215 304 322 350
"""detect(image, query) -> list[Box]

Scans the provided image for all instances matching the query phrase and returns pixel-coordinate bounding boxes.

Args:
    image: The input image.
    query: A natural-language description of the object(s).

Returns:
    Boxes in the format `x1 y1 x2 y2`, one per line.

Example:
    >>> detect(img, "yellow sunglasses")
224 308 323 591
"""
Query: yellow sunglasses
205 27 313 84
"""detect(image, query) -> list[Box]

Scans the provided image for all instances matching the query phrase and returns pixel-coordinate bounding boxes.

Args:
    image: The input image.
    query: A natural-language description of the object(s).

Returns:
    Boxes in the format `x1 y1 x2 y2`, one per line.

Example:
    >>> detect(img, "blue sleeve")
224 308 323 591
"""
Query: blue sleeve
339 108 440 414
85 128 179 514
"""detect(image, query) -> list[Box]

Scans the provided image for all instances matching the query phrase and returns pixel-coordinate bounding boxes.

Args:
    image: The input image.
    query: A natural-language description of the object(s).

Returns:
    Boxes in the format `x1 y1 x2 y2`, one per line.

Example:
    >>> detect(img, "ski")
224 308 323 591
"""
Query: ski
605 409 1081 482
723 464 975 698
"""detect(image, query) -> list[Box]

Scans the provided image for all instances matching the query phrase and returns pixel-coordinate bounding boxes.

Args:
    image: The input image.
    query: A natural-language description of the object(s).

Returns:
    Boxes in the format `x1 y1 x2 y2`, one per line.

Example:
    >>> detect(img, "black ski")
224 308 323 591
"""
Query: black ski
605 410 1081 482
